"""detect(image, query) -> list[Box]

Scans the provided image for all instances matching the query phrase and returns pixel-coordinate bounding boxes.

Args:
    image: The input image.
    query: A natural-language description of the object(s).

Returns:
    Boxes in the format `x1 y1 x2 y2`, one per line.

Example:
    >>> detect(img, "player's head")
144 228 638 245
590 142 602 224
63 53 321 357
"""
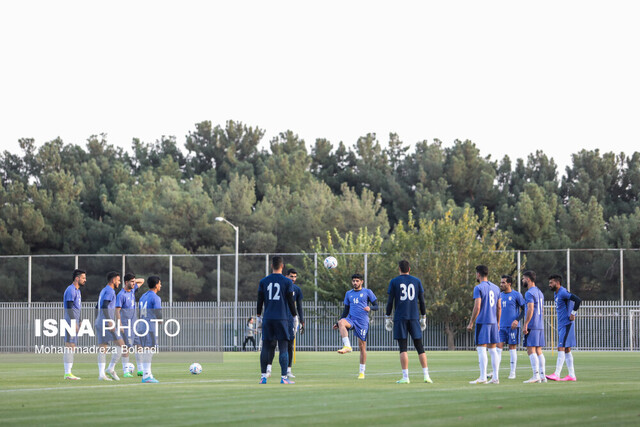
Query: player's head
286 268 297 283
475 265 489 282
106 271 121 288
499 274 513 292
398 260 410 274
72 269 86 286
148 275 161 291
351 273 364 290
548 274 562 292
123 273 136 290
271 256 284 272
522 270 536 288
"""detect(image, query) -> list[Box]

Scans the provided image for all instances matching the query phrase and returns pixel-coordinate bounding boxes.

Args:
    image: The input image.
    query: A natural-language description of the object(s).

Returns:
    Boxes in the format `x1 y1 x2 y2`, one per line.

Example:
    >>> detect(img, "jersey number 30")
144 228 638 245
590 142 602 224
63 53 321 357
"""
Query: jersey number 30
400 283 415 301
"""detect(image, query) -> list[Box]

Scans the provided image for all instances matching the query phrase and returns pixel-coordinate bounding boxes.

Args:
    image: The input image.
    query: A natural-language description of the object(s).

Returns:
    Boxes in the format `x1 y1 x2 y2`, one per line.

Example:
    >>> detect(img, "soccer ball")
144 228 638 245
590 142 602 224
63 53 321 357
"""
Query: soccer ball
324 256 338 269
124 362 135 374
189 363 202 375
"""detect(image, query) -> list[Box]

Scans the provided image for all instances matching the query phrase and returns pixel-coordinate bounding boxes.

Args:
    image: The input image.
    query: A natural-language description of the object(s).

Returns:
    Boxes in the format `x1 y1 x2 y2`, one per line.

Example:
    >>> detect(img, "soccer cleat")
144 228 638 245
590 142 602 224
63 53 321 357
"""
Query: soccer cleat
123 372 134 378
424 376 433 384
142 377 159 383
137 371 143 376
106 369 120 381
64 373 81 380
540 376 548 383
281 377 295 384
287 372 296 379
545 373 561 381
266 371 271 378
488 378 500 384
358 372 365 380
337 346 352 354
259 377 267 384
469 378 487 384
523 376 541 383
508 372 516 380
487 371 493 378
98 375 113 381
560 375 577 382
396 378 410 384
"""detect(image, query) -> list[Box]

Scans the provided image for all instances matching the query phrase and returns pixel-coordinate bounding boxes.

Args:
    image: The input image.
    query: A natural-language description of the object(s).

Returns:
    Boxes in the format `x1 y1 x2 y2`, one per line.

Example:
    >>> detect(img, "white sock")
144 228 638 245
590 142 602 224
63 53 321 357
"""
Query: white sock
359 364 366 374
565 352 575 377
509 349 517 374
144 350 153 378
98 352 106 376
63 351 73 374
529 353 539 377
488 347 499 380
538 353 546 377
554 352 566 376
496 347 503 371
122 355 130 371
108 346 122 371
135 352 143 372
266 364 272 373
477 347 488 380
287 367 292 374
402 369 409 379
342 337 351 348
422 367 429 377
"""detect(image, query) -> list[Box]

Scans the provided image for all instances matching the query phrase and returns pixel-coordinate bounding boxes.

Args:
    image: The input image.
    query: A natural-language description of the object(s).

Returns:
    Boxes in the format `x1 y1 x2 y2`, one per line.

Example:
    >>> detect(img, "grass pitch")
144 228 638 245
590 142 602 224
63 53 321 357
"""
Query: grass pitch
1 351 639 426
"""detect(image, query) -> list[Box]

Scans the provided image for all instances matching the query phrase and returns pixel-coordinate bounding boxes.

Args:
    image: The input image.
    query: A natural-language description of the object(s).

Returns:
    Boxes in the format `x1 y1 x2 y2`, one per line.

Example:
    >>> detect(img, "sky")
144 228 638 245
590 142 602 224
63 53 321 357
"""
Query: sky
1 0 639 175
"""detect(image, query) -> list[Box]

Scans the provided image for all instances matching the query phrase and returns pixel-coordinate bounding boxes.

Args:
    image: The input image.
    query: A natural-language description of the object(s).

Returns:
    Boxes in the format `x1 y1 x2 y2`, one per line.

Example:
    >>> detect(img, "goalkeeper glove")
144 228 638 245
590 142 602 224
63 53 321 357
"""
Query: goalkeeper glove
300 322 305 335
293 315 300 333
384 316 393 332
256 316 263 331
420 315 427 331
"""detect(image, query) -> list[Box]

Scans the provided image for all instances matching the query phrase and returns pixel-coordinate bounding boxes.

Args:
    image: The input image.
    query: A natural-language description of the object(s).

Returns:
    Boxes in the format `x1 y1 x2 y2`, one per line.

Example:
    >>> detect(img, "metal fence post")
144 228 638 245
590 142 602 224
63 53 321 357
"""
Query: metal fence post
364 253 368 288
314 252 318 352
517 251 521 293
567 249 571 292
169 255 173 305
217 254 221 305
28 256 32 351
620 248 624 303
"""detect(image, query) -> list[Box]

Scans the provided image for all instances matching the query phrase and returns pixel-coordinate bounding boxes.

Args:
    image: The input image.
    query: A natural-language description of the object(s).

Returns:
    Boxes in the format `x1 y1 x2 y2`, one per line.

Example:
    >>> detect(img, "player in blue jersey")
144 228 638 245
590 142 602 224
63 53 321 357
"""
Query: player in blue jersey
96 271 127 381
385 260 431 384
546 274 582 382
136 276 163 383
497 274 525 379
62 269 86 380
522 270 546 383
333 273 378 379
467 265 501 384
257 257 298 384
116 273 144 377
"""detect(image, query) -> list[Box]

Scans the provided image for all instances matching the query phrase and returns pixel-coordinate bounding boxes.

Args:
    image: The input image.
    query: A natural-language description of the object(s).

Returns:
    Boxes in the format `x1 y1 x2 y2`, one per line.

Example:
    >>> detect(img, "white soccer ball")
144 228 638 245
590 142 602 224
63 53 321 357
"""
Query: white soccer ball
124 362 135 373
189 362 202 375
324 256 338 269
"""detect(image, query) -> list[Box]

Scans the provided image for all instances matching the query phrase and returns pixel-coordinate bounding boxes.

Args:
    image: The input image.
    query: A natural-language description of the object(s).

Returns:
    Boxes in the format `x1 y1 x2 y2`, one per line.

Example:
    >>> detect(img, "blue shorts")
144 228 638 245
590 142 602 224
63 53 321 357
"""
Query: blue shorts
523 329 545 347
120 318 136 346
64 331 78 345
558 323 576 348
262 319 292 342
135 333 157 348
499 327 520 345
475 323 499 345
393 319 422 341
345 315 369 342
96 319 123 345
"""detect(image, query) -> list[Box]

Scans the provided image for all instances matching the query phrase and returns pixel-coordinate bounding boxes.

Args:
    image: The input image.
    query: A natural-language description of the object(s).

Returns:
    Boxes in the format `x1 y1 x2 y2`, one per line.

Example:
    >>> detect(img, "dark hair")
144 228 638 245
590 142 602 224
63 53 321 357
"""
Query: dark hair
72 269 86 280
523 270 536 282
286 268 297 276
272 256 284 270
476 265 489 276
106 271 120 283
352 273 364 280
399 260 410 273
501 274 513 284
148 276 161 289
548 274 563 285
247 317 253 323
123 273 136 282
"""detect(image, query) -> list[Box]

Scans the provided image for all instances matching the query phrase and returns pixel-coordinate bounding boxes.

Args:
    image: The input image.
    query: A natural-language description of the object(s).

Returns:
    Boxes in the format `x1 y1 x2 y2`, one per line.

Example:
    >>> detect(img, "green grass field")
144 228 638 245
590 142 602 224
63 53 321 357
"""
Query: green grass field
1 351 639 426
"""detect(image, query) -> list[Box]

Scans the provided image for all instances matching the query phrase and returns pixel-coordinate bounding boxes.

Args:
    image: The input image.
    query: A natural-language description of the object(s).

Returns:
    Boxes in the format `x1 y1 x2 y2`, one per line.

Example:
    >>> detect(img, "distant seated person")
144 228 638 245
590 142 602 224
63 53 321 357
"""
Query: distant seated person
243 317 257 351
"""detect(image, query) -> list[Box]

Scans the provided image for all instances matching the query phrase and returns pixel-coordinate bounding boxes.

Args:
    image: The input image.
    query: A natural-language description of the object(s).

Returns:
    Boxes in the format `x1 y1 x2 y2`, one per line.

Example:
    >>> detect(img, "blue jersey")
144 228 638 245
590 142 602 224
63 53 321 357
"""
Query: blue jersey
63 284 81 322
343 288 377 325
96 285 117 321
525 286 544 330
387 274 424 320
473 281 500 324
138 290 162 322
554 287 575 327
259 273 294 320
288 284 304 323
116 284 138 323
499 290 525 328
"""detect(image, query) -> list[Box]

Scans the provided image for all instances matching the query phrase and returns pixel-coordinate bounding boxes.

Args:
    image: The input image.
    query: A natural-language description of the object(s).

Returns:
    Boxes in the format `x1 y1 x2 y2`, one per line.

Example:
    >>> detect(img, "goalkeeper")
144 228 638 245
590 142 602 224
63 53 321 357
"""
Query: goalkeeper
385 260 432 384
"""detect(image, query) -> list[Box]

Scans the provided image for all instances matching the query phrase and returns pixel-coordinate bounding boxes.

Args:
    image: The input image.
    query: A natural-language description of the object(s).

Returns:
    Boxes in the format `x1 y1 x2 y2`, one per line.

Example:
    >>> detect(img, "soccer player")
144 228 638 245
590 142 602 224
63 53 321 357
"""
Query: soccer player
466 265 501 384
385 260 432 384
333 273 378 379
62 269 86 380
522 270 546 383
257 256 298 384
96 271 127 381
116 273 144 377
136 276 163 383
546 274 582 382
497 274 525 379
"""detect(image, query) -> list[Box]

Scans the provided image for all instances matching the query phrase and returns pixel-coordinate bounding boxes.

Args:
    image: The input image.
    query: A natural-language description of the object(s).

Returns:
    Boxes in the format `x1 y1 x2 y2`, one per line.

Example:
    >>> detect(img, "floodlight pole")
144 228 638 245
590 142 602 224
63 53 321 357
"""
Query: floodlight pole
216 216 239 350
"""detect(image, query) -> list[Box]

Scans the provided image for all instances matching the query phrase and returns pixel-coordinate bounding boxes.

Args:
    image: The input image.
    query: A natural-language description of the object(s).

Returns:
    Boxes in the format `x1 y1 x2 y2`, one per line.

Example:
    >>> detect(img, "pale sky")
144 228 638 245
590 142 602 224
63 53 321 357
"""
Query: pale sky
1 0 638 175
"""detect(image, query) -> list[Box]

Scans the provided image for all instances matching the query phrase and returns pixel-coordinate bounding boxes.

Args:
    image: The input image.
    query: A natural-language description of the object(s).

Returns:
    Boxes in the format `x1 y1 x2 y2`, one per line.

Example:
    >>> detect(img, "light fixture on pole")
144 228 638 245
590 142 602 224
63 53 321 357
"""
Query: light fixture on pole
215 216 239 350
